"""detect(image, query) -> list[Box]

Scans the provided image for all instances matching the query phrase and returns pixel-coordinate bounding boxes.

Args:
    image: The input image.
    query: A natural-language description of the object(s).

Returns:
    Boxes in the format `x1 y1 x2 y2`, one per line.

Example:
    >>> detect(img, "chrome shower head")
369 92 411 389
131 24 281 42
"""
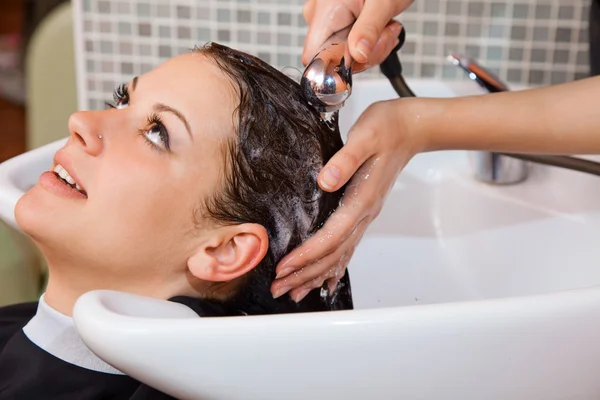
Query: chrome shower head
300 24 355 114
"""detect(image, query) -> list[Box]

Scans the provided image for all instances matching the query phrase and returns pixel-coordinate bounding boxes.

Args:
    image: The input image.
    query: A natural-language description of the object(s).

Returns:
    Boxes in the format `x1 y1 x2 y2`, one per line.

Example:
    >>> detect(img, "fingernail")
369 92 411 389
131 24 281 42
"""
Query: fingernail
391 23 403 37
279 256 294 268
356 39 372 62
273 286 291 299
275 267 294 279
293 287 311 303
320 166 340 190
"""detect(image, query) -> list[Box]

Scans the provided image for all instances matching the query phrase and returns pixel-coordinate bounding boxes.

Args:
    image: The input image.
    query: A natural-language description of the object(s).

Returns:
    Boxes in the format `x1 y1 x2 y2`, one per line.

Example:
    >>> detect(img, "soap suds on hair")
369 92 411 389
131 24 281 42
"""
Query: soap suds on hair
191 42 353 314
267 164 322 260
320 111 339 131
249 148 262 160
320 287 328 299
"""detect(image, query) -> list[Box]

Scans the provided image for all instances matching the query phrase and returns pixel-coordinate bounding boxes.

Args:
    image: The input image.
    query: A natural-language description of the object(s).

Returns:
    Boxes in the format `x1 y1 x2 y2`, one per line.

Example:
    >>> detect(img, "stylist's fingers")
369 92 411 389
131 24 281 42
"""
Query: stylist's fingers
349 20 403 75
362 22 403 70
349 0 412 64
275 217 368 302
301 0 358 66
291 235 360 303
273 205 360 281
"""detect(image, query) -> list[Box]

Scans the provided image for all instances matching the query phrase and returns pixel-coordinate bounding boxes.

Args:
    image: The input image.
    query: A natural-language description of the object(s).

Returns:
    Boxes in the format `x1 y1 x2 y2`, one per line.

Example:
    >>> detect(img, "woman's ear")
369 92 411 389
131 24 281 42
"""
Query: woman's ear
187 223 269 282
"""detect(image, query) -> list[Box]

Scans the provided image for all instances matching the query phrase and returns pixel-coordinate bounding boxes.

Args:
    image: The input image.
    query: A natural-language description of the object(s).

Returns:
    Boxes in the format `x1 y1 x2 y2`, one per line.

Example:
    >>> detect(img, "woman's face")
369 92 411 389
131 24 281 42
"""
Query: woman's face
16 53 243 293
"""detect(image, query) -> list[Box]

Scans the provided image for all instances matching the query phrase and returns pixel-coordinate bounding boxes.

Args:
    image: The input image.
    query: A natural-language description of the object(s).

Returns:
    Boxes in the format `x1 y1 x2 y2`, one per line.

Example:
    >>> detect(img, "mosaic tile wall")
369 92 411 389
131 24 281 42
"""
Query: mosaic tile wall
74 0 591 111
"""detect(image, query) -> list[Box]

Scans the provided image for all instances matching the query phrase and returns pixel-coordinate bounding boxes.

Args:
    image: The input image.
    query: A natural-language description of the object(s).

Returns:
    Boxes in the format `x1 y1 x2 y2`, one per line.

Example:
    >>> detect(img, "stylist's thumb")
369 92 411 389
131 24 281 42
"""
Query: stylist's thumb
318 116 380 192
349 0 413 64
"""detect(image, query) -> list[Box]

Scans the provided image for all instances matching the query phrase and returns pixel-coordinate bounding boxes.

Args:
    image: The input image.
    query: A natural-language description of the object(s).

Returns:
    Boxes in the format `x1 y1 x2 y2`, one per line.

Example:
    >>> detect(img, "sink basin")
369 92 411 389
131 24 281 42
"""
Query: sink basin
3 78 600 399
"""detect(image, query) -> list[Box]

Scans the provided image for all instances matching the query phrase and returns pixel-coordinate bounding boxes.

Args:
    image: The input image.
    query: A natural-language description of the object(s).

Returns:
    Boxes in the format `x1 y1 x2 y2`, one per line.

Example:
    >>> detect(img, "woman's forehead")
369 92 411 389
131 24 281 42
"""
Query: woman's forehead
140 52 238 141
147 52 234 100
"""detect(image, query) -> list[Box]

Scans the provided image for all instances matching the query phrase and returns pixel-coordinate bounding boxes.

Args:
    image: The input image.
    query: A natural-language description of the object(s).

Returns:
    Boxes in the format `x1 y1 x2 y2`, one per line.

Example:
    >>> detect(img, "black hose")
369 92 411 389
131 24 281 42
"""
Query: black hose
388 76 416 98
379 28 416 98
379 29 600 178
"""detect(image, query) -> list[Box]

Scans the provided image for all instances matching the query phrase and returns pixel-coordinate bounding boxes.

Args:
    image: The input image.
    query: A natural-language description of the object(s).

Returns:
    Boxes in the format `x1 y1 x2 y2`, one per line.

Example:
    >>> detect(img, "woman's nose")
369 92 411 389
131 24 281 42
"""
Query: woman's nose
67 111 104 156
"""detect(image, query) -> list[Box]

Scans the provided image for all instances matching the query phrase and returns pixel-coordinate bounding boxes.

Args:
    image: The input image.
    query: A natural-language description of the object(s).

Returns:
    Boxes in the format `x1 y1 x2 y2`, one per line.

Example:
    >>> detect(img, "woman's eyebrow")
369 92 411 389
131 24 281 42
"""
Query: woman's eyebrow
154 103 193 141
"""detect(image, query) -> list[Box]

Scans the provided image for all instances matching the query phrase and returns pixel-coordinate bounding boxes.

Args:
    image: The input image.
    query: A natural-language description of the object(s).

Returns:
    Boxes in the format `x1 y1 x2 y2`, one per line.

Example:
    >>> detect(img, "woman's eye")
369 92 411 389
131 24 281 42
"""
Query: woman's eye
115 99 129 109
109 83 130 109
139 113 170 152
144 124 169 150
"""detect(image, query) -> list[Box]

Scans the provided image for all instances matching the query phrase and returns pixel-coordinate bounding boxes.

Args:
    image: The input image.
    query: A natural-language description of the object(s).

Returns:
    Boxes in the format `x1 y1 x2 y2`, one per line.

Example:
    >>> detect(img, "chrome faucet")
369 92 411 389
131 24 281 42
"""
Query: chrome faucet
447 54 528 185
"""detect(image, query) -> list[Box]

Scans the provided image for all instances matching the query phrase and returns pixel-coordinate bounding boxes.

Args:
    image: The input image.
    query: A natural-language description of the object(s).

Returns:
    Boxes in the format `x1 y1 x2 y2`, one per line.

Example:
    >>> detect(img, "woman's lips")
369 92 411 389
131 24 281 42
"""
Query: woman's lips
39 171 88 199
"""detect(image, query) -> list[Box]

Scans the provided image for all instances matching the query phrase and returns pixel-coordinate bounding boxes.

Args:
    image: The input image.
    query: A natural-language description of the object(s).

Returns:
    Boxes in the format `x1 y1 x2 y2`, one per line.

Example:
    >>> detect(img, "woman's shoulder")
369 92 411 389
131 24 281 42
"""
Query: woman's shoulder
0 301 38 351
0 301 38 326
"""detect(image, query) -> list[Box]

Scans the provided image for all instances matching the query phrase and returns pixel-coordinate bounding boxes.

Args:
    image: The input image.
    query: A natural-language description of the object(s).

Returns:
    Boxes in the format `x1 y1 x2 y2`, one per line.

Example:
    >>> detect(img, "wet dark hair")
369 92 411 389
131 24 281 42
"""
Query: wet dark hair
184 42 353 316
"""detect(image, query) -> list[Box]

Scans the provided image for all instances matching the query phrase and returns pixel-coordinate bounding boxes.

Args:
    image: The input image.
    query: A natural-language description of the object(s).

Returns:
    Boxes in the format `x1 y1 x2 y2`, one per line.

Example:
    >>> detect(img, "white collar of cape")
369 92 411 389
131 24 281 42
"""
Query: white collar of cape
22 293 125 375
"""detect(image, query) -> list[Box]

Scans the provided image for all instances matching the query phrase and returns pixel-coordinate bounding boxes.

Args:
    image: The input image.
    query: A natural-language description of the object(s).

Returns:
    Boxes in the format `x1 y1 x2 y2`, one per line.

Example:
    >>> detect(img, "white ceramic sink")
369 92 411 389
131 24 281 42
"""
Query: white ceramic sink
2 78 600 399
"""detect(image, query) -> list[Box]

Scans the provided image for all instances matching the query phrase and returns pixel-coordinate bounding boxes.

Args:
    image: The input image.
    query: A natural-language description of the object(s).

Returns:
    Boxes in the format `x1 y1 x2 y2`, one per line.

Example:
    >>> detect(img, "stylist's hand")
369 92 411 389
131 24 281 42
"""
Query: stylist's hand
301 0 414 69
271 99 426 302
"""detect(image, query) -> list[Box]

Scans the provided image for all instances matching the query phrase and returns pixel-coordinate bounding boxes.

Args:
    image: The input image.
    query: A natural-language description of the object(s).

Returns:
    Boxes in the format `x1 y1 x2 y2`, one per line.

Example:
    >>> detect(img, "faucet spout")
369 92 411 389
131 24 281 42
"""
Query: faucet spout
447 53 509 93
447 53 528 185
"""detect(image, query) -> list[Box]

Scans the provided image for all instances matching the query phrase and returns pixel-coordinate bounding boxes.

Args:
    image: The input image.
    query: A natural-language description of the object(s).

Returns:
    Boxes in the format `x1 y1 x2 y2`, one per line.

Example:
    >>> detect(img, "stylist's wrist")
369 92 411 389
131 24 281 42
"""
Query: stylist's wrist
392 97 432 156
402 97 445 155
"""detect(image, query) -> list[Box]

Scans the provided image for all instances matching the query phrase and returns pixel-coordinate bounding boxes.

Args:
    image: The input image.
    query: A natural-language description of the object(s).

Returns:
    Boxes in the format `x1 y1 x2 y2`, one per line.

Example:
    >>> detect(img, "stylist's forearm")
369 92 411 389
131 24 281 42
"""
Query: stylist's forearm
414 76 600 155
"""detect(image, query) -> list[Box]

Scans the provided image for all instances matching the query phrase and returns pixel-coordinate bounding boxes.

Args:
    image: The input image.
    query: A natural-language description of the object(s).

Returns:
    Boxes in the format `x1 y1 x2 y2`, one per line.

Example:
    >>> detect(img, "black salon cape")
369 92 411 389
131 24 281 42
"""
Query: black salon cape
0 297 234 400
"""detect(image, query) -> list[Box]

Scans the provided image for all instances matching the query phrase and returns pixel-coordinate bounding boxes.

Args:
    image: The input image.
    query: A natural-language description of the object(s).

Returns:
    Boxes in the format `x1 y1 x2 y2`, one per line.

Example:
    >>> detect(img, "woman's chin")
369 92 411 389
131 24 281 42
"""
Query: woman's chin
14 184 72 241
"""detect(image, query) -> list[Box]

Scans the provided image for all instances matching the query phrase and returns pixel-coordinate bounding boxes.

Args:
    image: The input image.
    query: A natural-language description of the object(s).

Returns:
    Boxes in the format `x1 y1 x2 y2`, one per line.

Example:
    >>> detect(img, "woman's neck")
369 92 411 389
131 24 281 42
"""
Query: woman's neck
42 265 193 316
43 277 81 316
